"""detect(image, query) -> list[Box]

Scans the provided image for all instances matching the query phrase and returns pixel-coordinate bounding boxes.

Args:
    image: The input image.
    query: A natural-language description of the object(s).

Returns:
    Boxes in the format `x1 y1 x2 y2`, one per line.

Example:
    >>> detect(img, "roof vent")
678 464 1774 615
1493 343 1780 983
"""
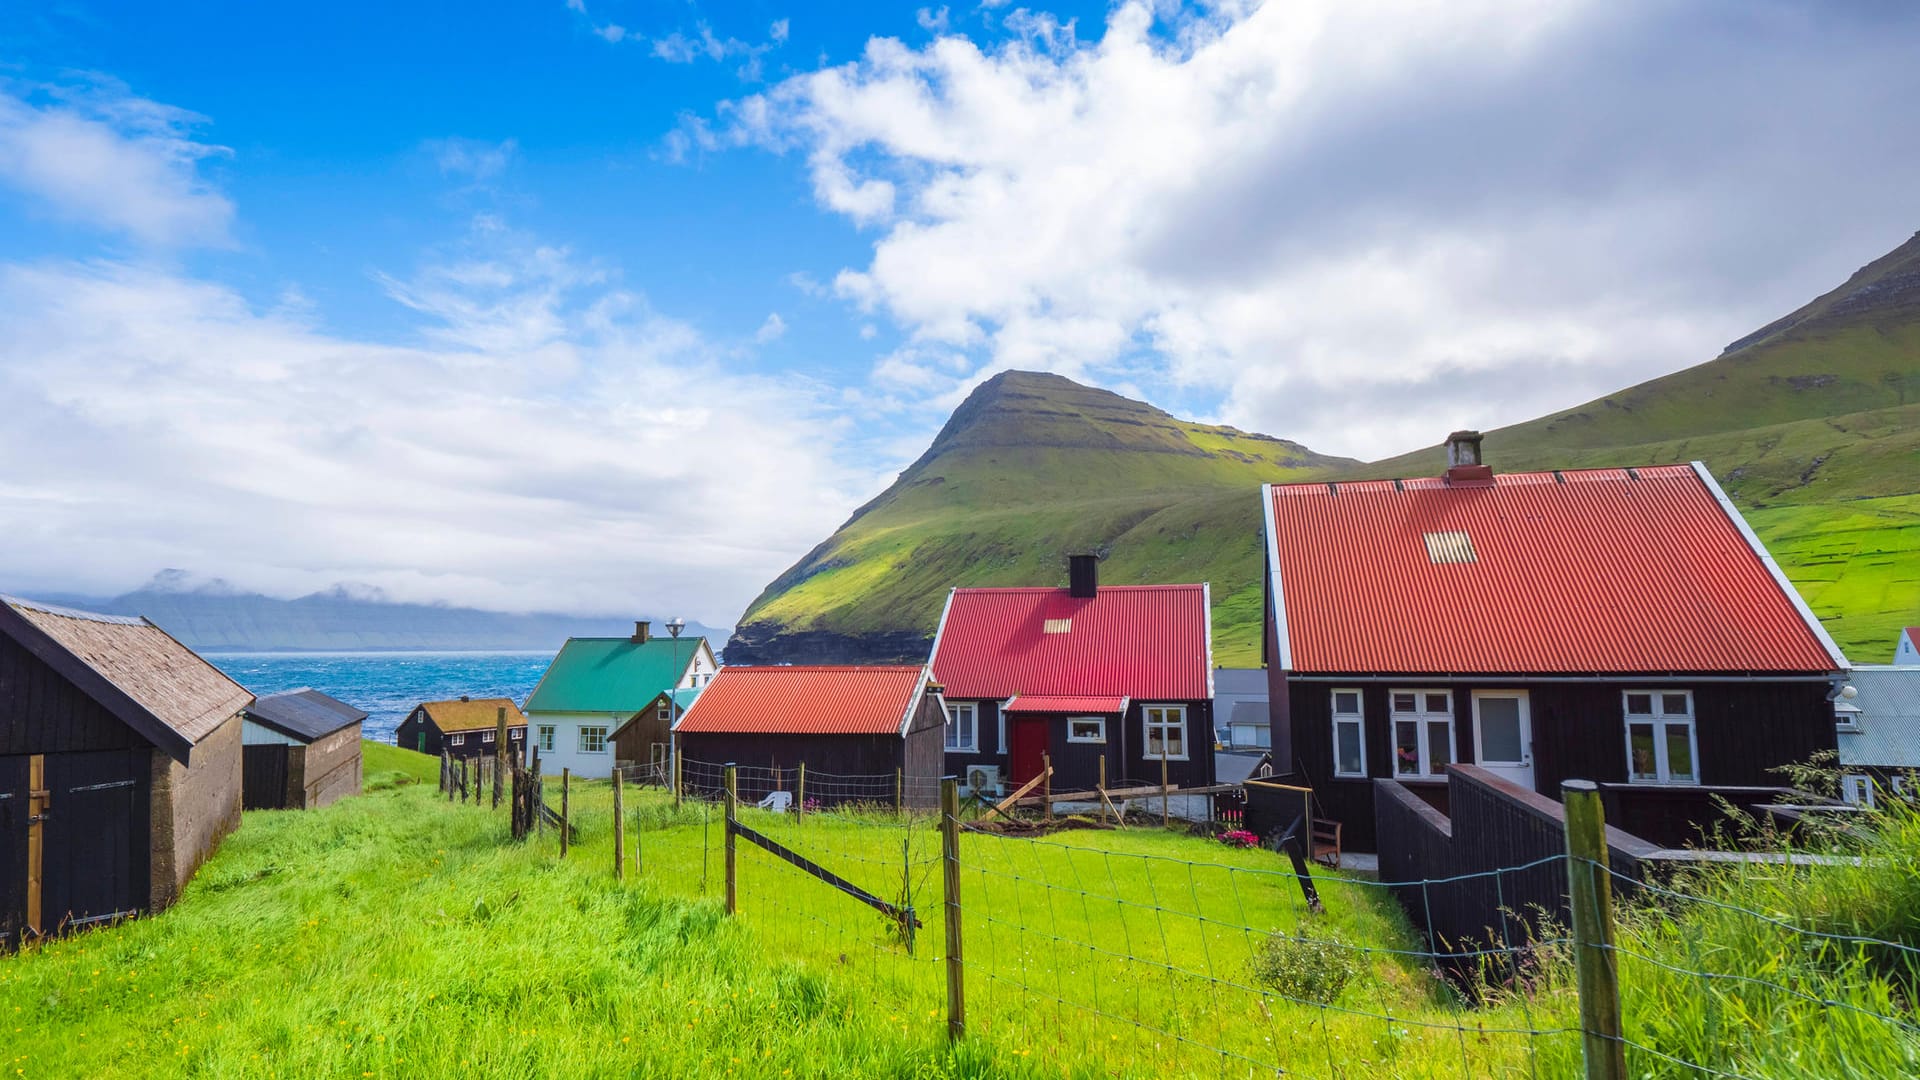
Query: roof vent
632 620 651 644
1444 430 1494 486
1424 531 1477 564
1043 618 1073 634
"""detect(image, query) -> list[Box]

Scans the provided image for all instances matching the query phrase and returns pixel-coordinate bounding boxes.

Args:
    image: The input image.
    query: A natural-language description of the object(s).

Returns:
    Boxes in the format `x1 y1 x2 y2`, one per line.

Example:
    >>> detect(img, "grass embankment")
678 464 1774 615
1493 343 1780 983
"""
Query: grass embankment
2 743 1562 1078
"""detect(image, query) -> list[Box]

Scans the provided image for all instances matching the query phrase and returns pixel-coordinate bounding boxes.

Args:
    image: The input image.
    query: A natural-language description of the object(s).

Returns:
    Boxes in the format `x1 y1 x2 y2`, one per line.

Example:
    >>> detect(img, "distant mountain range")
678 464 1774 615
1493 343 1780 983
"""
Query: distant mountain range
731 232 1920 667
13 572 728 653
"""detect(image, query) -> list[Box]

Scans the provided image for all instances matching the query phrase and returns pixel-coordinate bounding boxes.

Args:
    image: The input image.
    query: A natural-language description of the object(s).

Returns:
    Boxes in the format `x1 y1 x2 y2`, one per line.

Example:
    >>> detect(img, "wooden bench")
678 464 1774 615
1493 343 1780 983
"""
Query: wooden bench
1310 820 1342 868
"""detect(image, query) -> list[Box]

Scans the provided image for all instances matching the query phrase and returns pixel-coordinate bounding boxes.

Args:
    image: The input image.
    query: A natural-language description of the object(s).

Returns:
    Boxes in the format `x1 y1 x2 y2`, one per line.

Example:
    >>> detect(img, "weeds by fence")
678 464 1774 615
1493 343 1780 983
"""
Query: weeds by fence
439 755 1920 1078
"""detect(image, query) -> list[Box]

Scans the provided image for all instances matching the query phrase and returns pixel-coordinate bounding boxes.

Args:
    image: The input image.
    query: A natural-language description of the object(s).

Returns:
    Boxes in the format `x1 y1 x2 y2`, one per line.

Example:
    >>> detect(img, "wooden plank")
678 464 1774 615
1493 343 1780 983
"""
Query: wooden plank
27 754 44 935
940 778 964 1041
979 766 1051 822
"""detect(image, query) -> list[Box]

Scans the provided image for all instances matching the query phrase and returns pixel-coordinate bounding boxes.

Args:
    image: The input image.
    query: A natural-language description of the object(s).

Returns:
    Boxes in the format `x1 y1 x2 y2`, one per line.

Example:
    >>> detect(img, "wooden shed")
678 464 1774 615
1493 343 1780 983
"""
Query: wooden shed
1 595 252 944
672 666 946 808
241 689 366 810
610 687 700 773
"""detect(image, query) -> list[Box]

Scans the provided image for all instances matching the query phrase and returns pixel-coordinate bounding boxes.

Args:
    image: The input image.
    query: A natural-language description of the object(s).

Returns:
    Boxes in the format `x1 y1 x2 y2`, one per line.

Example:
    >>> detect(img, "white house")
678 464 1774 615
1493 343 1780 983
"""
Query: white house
1896 627 1920 666
522 621 717 779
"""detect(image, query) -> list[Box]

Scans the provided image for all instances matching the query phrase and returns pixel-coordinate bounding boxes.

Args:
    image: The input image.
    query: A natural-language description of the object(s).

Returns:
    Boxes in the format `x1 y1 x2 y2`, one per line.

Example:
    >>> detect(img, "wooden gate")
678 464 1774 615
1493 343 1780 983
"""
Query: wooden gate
35 750 149 935
242 745 291 809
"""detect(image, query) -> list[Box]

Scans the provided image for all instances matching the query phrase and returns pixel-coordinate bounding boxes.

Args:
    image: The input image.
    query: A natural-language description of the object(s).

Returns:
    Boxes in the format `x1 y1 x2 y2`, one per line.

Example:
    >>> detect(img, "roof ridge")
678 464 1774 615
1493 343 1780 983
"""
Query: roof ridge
0 593 149 626
1270 463 1695 493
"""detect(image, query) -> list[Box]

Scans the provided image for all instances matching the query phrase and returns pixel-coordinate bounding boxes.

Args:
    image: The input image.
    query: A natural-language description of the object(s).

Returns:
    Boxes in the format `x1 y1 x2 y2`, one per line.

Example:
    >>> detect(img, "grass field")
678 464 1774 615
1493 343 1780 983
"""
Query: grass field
0 744 1575 1079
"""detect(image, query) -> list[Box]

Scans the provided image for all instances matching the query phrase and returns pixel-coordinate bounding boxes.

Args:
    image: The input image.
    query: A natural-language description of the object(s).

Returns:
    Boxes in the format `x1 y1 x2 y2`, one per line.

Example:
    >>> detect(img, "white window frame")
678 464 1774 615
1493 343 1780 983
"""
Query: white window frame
1842 774 1876 808
997 708 1008 757
1143 705 1189 762
946 702 978 753
536 724 555 752
482 730 496 744
1330 688 1367 778
578 725 609 755
1622 690 1700 785
1835 706 1861 733
1389 688 1454 779
1066 716 1107 744
448 733 465 746
657 705 672 723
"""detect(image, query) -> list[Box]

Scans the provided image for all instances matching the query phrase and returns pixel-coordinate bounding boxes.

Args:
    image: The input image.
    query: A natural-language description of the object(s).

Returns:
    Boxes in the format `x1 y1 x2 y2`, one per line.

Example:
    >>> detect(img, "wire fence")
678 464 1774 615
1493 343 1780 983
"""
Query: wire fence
476 763 1920 1078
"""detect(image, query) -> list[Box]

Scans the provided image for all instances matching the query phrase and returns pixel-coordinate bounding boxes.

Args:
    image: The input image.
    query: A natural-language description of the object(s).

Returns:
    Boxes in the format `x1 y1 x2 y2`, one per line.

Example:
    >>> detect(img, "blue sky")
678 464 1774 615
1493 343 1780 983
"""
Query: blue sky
3 1 1918 625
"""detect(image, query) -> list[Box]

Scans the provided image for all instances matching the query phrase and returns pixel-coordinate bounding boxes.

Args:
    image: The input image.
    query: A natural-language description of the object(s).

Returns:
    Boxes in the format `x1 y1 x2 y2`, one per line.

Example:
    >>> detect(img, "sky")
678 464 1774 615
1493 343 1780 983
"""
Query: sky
2 1 1918 626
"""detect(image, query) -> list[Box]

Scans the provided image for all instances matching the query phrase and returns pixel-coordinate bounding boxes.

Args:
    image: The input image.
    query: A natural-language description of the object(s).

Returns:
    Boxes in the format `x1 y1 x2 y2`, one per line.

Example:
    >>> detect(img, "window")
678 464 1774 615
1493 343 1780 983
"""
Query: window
1835 704 1862 732
448 733 465 746
1390 689 1453 778
946 703 978 753
1624 691 1697 784
1144 705 1188 761
1067 717 1106 743
658 705 672 723
998 709 1008 757
482 730 496 743
537 725 555 752
1331 689 1366 778
578 725 608 754
1231 724 1272 749
1842 774 1876 808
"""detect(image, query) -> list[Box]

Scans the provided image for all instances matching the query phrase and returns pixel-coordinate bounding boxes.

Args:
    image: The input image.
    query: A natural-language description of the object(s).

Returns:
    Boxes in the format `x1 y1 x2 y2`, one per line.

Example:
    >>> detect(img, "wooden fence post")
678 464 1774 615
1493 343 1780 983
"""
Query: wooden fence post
1161 745 1170 827
494 707 507 810
797 763 806 820
442 752 451 798
673 742 682 809
941 777 965 1041
560 768 571 858
724 764 738 916
1042 753 1052 822
895 766 904 818
1563 780 1627 1080
533 749 543 839
1098 755 1108 825
613 767 626 882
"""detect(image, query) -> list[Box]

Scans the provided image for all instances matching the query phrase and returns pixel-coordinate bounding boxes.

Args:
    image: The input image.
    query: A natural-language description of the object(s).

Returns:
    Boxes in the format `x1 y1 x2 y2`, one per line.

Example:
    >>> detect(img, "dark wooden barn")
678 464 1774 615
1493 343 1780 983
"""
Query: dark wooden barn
393 697 527 760
930 556 1216 800
610 687 699 773
1 595 252 944
672 666 946 808
1259 433 1850 851
241 689 366 810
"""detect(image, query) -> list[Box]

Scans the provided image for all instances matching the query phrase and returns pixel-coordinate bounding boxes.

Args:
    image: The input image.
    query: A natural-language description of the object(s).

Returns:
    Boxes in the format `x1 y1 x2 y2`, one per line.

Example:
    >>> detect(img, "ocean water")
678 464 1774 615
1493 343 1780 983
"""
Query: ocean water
208 651 555 745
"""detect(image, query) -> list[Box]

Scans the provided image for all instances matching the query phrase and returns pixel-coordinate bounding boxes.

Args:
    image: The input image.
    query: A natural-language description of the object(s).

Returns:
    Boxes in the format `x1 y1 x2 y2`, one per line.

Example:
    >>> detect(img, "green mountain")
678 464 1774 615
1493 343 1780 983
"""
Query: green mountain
723 371 1356 664
732 233 1920 667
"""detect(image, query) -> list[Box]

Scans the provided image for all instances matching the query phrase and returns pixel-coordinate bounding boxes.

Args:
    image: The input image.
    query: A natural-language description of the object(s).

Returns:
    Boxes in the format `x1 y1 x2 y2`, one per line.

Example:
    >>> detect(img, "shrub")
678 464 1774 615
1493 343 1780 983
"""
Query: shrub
1249 929 1359 1005
1218 829 1260 849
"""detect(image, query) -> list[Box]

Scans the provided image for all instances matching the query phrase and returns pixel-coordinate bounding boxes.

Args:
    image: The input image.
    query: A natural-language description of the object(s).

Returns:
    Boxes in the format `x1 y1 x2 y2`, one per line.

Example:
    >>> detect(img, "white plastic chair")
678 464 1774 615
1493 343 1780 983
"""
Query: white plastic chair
757 790 793 813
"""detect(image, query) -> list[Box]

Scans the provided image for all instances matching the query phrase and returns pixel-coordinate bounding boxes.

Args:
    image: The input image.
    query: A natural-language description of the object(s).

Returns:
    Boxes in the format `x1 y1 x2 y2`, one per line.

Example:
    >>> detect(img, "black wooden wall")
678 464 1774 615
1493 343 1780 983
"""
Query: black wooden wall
0 634 144 756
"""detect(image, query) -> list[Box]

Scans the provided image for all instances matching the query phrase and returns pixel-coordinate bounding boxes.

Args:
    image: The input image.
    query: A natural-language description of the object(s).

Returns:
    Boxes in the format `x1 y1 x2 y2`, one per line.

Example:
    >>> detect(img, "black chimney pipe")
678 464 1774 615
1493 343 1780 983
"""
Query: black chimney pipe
1068 553 1099 599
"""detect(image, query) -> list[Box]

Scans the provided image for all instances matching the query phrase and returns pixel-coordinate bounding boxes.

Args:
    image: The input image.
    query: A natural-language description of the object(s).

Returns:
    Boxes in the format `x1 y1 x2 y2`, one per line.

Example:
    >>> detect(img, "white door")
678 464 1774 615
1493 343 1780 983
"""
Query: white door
1473 691 1534 790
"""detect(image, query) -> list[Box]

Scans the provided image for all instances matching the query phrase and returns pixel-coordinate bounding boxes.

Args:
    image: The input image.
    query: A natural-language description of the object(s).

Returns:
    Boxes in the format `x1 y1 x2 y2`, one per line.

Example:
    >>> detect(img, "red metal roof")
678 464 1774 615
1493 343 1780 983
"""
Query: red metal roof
930 584 1211 700
1004 694 1128 714
673 665 927 735
1264 464 1840 675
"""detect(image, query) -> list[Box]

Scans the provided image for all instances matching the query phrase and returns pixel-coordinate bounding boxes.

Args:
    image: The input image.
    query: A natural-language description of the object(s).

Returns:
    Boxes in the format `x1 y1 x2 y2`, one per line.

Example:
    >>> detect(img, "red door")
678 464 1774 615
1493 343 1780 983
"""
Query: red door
1010 717 1049 787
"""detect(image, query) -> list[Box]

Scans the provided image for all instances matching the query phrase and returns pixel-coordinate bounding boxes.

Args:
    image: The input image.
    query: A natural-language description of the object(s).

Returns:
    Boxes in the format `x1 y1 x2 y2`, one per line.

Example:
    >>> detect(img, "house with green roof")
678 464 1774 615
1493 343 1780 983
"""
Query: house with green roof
522 621 717 779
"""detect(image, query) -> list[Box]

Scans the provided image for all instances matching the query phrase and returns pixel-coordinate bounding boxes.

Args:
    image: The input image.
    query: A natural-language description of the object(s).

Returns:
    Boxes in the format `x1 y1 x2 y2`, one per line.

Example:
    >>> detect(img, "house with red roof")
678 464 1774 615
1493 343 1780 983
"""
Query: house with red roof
929 556 1215 800
670 665 946 808
1896 627 1920 666
1261 432 1850 851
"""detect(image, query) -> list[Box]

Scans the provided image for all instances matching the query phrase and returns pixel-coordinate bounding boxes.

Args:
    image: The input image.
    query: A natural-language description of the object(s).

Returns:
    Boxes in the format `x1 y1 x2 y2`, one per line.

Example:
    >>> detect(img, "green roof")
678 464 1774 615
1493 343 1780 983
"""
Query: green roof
523 637 708 714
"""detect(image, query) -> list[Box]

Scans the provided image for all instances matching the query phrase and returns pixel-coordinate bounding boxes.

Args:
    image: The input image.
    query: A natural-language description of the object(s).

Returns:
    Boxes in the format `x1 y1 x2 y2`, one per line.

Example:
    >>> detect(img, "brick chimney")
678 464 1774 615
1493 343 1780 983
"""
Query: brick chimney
1443 430 1493 487
1068 553 1100 599
632 620 651 644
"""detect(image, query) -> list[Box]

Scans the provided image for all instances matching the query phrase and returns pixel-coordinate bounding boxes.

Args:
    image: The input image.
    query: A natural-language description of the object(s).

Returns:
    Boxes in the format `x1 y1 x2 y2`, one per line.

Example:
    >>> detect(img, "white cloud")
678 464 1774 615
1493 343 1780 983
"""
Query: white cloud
595 23 628 43
424 136 519 187
754 312 787 342
725 0 1920 458
917 7 949 34
0 77 234 247
0 244 868 624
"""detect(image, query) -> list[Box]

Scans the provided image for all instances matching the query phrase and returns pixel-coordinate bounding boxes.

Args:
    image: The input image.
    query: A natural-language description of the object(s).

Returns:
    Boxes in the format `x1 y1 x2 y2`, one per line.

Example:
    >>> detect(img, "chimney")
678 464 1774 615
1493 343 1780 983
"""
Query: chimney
632 620 651 644
1443 430 1494 486
1068 553 1100 599
459 695 470 703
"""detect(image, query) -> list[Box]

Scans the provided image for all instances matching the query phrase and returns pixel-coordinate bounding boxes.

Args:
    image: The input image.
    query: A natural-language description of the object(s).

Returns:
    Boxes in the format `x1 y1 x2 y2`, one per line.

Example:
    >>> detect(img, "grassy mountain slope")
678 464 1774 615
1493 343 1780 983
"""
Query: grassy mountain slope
725 371 1355 664
735 234 1920 667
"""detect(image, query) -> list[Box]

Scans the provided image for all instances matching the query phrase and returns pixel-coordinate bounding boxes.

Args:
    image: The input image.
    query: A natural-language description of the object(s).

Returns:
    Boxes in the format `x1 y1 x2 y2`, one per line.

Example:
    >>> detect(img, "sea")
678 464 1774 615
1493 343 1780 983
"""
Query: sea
207 651 555 745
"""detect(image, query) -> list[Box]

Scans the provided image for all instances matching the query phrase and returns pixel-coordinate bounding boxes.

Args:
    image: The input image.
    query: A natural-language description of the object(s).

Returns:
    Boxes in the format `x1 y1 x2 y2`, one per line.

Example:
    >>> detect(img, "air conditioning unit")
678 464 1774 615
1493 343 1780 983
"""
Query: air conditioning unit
965 765 1002 798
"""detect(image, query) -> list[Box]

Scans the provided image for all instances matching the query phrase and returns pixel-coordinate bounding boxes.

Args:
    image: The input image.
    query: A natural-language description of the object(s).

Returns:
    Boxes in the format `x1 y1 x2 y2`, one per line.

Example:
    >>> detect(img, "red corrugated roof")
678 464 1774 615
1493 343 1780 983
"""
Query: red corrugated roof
1265 464 1838 675
1004 695 1128 714
673 665 927 735
931 584 1211 700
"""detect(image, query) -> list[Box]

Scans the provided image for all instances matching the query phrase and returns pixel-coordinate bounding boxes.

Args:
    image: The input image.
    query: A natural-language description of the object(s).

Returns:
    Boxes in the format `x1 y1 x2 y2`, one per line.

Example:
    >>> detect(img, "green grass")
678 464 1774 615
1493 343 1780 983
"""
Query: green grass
0 743 1563 1078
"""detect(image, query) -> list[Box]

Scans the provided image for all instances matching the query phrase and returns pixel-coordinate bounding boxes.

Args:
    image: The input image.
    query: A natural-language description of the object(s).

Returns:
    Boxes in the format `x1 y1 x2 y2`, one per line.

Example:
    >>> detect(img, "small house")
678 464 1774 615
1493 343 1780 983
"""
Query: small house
1260 432 1850 850
1 595 252 942
522 622 717 779
1836 667 1920 806
929 556 1215 800
1896 627 1919 666
394 697 527 760
1215 668 1271 750
241 689 366 810
671 665 945 807
610 687 700 774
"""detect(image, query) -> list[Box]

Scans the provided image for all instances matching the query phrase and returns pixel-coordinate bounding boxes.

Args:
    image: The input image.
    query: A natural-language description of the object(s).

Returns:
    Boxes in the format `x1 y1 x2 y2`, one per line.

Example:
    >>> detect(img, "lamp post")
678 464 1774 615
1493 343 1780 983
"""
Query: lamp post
666 617 688 785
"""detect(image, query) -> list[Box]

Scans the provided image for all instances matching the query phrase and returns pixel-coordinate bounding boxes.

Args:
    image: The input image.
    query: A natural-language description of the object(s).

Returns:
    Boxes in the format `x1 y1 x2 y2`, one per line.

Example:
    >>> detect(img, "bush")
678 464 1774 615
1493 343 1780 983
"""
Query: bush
1218 829 1260 849
1249 929 1359 1005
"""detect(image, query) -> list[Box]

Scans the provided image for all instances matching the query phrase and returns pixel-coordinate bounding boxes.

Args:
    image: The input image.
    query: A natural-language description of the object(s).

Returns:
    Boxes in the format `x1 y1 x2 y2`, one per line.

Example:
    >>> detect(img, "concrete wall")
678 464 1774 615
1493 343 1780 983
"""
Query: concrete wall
295 723 363 809
148 710 243 909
